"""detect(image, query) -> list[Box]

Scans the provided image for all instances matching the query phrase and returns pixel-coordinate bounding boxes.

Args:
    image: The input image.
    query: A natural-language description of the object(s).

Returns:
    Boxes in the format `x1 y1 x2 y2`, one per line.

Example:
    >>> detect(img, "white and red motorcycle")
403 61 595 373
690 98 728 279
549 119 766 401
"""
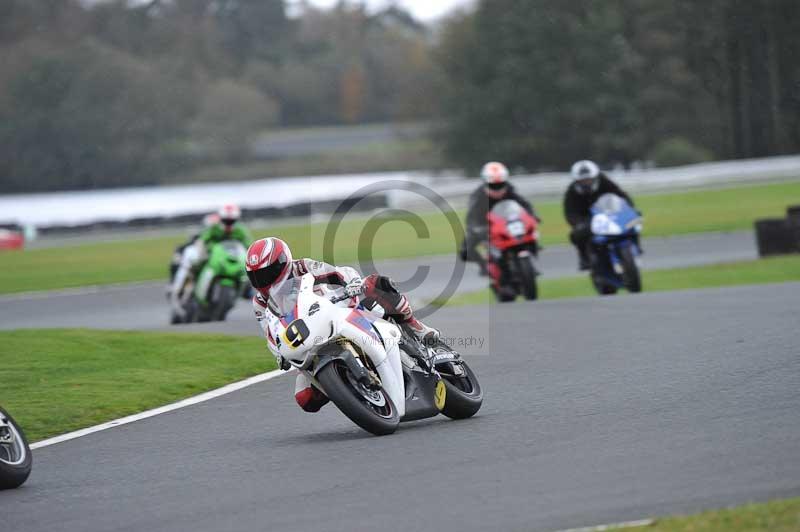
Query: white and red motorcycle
270 273 483 436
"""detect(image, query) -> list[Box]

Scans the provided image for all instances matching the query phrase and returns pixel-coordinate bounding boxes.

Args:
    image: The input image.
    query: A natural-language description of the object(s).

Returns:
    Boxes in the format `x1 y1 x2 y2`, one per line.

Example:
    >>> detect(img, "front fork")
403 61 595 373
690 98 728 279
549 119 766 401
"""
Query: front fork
608 239 641 274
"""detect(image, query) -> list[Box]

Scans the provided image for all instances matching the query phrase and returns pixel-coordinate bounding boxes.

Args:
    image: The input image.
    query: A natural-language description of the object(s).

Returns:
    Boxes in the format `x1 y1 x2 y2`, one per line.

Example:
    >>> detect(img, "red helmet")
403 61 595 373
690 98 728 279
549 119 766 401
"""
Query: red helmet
245 237 293 295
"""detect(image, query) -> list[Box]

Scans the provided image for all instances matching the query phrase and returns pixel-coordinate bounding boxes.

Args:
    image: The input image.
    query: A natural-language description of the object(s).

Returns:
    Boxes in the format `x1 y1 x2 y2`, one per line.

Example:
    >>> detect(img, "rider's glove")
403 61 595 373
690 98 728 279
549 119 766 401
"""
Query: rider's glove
276 355 292 371
343 278 365 298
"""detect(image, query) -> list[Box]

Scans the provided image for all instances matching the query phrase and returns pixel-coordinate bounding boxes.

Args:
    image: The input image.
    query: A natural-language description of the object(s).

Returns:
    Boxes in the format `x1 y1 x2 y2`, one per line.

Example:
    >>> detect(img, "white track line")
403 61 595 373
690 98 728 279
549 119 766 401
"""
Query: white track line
31 369 287 449
555 518 655 532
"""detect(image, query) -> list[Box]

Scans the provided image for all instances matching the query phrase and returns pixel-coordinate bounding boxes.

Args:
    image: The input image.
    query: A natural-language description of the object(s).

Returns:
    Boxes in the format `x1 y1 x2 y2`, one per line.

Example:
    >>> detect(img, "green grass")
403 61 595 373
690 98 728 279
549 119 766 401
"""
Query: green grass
442 255 800 306
610 497 800 531
1 180 799 294
0 329 275 442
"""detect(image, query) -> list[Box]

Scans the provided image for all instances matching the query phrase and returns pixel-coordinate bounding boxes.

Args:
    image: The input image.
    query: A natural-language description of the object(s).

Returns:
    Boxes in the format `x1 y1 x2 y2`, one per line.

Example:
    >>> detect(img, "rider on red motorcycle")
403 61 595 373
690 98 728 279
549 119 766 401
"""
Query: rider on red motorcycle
459 162 540 287
245 237 439 413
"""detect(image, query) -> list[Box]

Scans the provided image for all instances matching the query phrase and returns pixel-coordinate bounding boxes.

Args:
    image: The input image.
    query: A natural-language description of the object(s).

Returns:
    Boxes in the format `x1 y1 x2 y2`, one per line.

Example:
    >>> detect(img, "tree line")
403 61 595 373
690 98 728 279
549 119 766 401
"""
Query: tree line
1 0 797 193
0 0 437 192
436 0 800 173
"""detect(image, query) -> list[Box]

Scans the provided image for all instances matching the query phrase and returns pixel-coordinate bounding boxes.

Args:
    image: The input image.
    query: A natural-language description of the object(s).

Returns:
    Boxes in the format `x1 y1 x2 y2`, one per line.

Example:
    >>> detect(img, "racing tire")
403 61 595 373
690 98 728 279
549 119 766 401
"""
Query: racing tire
491 285 516 303
317 360 400 436
0 407 32 490
211 285 237 321
591 274 617 295
620 246 642 293
516 255 538 301
440 360 483 420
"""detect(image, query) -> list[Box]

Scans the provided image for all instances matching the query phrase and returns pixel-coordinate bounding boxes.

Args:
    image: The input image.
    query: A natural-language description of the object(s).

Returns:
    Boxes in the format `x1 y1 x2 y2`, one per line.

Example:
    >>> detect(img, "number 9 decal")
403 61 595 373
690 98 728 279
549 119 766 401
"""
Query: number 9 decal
282 319 310 349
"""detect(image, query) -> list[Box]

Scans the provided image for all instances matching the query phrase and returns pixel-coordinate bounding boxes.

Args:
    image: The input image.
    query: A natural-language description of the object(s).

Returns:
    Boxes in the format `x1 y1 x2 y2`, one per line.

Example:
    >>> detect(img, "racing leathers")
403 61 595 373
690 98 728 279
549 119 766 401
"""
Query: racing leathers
253 258 436 412
460 183 539 289
563 173 636 269
170 222 253 314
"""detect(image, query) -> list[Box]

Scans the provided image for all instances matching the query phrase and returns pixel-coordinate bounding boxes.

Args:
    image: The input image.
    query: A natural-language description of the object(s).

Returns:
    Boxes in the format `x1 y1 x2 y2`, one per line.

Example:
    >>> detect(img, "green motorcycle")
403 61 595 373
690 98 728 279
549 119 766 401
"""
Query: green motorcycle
173 240 248 323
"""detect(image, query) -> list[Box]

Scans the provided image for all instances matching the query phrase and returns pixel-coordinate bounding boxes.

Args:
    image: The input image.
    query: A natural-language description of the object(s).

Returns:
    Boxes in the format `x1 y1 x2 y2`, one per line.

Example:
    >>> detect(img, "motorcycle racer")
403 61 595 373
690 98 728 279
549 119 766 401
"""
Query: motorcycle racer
170 204 253 318
168 212 220 285
459 161 540 287
245 236 439 413
564 160 637 270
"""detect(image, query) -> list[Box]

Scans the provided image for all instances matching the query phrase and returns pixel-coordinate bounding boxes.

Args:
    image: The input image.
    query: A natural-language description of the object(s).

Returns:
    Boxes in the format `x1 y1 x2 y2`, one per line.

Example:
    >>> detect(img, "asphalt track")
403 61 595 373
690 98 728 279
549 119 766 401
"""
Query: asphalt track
0 231 756 330
2 282 799 532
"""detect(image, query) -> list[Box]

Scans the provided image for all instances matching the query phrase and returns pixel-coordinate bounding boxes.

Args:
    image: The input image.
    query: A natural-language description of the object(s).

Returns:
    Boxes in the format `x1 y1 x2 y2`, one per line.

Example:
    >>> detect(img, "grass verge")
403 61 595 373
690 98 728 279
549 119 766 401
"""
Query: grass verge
0 329 274 442
611 496 800 531
442 255 800 306
1 180 798 294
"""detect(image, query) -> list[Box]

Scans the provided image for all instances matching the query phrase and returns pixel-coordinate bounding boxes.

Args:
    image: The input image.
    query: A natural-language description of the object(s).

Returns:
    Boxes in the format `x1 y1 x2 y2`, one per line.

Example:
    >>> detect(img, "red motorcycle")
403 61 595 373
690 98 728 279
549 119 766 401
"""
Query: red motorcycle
473 200 540 302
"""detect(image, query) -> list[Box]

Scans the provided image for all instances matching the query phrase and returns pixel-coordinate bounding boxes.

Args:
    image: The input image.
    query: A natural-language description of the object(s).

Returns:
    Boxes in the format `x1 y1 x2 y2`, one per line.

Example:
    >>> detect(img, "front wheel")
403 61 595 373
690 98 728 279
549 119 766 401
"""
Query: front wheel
317 360 400 436
619 246 642 293
439 359 483 420
211 285 237 321
515 254 538 301
0 407 32 490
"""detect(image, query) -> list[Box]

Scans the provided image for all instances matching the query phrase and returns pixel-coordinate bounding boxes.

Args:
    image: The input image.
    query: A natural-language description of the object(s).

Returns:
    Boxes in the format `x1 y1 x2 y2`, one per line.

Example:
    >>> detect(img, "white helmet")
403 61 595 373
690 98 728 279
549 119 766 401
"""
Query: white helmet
480 161 510 199
202 212 220 228
218 204 241 226
570 160 600 195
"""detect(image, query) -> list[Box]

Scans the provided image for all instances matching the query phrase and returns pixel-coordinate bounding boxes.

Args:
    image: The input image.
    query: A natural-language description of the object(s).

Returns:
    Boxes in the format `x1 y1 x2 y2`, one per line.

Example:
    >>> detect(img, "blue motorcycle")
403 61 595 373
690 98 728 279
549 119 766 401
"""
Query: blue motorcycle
588 193 643 295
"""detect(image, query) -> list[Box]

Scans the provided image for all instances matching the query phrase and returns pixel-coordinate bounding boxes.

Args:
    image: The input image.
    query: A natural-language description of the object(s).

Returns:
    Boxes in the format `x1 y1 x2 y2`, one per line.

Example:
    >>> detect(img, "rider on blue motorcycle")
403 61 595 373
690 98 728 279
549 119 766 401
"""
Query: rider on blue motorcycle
564 160 638 270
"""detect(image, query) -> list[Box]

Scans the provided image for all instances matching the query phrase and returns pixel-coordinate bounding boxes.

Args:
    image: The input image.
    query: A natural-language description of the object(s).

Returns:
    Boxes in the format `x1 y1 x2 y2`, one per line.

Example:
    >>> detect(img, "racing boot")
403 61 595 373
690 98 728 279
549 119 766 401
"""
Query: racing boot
404 315 440 344
393 293 440 344
363 274 440 344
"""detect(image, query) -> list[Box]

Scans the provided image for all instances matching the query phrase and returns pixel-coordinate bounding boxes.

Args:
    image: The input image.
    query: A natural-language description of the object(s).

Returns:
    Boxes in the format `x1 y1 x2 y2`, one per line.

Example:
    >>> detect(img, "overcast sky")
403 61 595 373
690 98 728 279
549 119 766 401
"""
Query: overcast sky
294 0 475 21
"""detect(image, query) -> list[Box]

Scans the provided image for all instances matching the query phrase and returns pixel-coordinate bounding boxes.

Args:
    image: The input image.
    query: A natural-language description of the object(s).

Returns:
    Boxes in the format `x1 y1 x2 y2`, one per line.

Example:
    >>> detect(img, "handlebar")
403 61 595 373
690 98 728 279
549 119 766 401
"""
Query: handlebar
329 294 352 304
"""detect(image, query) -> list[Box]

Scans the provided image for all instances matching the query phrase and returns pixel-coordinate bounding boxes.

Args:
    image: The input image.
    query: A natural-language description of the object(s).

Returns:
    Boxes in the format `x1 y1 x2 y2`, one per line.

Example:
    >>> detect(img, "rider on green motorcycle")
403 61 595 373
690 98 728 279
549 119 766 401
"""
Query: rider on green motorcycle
170 204 253 318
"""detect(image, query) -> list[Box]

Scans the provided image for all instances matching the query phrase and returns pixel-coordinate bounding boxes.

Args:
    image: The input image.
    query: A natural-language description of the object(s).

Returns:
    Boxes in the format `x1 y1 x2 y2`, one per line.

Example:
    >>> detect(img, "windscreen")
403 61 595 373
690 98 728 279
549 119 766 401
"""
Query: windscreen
592 193 627 214
268 276 303 317
219 240 246 258
491 200 524 220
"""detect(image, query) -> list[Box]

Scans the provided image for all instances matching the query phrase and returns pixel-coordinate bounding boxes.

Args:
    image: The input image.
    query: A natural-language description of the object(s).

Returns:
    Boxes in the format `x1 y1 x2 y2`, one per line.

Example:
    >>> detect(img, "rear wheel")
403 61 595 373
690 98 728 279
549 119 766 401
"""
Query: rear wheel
430 343 483 420
620 246 642 293
440 360 483 419
317 360 399 436
516 255 538 301
0 407 32 490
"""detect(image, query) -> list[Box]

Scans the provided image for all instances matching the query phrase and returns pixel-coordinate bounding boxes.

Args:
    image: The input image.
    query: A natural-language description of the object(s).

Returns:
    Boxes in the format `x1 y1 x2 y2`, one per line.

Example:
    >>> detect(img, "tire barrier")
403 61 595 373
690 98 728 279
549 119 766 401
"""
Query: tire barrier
786 205 800 253
755 218 797 257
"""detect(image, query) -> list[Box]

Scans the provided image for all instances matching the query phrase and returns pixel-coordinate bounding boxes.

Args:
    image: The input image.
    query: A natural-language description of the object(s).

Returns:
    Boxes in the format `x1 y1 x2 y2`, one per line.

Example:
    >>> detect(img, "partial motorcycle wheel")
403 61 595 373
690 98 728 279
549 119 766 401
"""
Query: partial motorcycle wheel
432 347 483 420
317 360 400 436
620 246 642 293
591 273 617 295
211 285 237 321
516 255 538 301
0 407 32 490
491 284 516 303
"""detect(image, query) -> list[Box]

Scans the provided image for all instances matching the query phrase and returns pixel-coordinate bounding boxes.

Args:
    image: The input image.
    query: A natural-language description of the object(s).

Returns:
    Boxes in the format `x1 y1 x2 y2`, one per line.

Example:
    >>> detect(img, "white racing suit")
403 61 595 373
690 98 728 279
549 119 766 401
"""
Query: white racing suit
253 258 434 412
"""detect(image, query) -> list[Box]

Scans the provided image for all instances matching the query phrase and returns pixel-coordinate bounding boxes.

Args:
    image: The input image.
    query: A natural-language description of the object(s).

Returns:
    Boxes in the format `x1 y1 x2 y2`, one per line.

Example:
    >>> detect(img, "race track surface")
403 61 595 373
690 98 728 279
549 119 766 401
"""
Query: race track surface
1 231 756 330
3 283 799 532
